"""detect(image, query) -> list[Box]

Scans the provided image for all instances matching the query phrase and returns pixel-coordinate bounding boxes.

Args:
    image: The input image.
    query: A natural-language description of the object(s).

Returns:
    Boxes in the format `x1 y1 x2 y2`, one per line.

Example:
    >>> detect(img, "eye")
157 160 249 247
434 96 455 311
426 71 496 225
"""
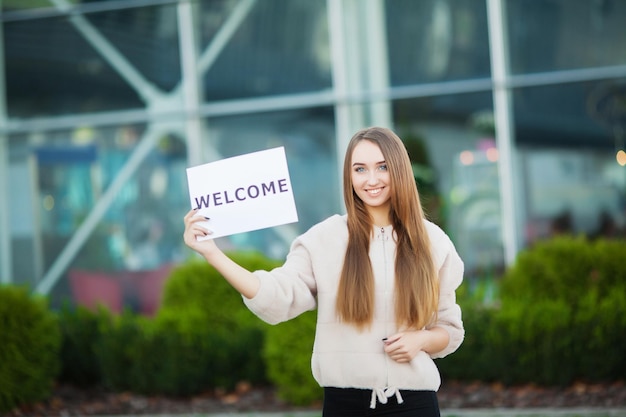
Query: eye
377 164 388 171
354 166 366 173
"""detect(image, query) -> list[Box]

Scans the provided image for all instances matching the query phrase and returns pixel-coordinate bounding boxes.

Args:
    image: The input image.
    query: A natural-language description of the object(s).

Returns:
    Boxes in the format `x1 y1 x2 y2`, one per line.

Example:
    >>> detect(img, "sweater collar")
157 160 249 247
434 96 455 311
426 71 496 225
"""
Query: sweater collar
373 224 393 241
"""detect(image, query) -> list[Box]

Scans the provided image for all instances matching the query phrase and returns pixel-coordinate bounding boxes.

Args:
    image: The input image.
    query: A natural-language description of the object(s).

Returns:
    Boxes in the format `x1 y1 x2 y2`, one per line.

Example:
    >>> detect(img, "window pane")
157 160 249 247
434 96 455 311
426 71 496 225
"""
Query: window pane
386 0 491 86
507 0 626 74
5 3 180 117
522 149 626 244
8 135 39 288
392 92 503 277
514 80 626 244
198 0 332 101
513 80 624 148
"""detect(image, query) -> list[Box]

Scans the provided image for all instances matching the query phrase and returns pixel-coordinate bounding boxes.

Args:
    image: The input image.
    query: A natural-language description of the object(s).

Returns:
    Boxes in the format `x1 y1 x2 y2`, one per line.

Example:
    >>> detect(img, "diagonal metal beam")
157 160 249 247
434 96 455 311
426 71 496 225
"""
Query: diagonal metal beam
169 0 258 169
196 0 257 76
48 0 162 104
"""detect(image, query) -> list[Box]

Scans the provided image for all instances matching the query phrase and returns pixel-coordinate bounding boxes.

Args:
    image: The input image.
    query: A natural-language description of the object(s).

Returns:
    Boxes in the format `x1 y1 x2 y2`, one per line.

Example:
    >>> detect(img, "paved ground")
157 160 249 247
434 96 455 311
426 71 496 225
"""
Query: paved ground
7 382 626 416
90 409 626 417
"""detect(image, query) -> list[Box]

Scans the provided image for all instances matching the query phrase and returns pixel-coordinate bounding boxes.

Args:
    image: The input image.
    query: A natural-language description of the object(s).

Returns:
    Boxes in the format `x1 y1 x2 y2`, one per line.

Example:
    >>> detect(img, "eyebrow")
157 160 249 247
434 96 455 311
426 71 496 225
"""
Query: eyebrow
352 160 386 167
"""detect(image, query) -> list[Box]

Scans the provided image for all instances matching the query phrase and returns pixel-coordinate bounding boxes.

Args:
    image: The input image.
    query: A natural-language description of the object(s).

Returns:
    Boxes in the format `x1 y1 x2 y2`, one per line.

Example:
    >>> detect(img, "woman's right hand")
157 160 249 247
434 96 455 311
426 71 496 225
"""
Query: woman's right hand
183 208 220 259
182 208 261 299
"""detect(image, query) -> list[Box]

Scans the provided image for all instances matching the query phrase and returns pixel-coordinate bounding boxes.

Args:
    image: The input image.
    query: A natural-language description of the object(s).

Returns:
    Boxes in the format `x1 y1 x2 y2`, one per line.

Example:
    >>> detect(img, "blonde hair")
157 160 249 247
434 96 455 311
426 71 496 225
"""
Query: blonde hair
336 127 438 330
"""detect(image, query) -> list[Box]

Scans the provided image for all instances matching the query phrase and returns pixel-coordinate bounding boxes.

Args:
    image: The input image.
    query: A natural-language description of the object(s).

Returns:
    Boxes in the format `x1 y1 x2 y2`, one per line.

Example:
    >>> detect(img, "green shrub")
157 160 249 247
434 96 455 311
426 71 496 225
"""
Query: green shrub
97 308 266 396
486 236 626 385
493 298 575 385
159 252 280 387
571 288 626 381
499 235 596 305
96 311 145 392
439 237 626 386
139 309 239 395
91 252 281 397
437 300 501 383
96 310 199 395
263 310 321 405
57 305 112 386
589 239 626 293
155 250 322 404
161 251 280 329
0 285 61 413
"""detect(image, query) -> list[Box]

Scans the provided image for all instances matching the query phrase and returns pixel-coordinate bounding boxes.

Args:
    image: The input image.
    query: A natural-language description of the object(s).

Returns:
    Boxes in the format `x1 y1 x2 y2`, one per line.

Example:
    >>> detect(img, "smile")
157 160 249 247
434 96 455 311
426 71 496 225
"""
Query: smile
366 188 383 195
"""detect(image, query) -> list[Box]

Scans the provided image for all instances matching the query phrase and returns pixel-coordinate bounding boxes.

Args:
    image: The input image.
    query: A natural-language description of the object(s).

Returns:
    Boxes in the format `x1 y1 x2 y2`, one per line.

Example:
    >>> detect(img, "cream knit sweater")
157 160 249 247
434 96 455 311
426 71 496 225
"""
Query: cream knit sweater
244 214 464 404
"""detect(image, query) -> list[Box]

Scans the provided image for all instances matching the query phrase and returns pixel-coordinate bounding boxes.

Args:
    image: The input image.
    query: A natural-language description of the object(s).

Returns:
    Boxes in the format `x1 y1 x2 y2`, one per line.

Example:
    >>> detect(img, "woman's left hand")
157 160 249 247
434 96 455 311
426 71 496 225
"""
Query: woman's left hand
383 327 450 362
382 331 426 363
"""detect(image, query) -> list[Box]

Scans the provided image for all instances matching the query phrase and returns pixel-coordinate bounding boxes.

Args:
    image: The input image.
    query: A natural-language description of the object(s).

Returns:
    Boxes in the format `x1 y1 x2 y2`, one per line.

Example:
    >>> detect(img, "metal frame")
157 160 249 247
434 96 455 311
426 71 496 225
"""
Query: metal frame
0 0 10 284
327 0 393 205
487 0 519 265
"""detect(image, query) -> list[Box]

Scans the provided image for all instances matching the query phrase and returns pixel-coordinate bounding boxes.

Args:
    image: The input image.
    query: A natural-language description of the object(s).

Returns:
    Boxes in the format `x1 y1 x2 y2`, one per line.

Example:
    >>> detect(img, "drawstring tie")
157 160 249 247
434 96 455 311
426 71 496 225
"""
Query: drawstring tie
370 387 404 409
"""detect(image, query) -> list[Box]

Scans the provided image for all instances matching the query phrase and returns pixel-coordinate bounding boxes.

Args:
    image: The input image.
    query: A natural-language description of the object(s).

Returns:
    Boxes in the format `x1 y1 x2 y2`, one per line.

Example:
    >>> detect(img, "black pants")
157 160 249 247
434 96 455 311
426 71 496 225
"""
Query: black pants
323 387 440 417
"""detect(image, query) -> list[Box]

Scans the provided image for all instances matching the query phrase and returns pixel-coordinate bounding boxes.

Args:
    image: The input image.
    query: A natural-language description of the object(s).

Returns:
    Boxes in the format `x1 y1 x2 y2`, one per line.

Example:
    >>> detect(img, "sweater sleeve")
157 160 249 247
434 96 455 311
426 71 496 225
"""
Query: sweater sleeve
429 235 465 359
242 237 317 325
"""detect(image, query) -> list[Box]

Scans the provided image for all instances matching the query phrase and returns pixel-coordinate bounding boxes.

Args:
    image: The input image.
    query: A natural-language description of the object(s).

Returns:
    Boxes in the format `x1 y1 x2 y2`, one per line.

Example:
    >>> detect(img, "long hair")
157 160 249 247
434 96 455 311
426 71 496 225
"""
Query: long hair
336 127 438 330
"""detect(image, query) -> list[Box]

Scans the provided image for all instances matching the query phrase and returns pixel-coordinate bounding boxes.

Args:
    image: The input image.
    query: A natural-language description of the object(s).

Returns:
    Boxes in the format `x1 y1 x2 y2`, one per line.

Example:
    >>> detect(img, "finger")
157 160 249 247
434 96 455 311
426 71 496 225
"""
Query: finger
384 345 398 356
184 207 199 220
187 215 210 227
184 224 207 238
383 335 402 345
188 224 212 235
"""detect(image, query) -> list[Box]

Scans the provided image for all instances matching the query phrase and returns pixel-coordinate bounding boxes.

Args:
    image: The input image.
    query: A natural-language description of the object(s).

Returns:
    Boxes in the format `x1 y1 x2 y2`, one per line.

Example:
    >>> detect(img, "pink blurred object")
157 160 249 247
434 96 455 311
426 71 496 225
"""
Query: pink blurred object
69 264 174 316
477 138 496 151
126 264 174 316
68 270 123 313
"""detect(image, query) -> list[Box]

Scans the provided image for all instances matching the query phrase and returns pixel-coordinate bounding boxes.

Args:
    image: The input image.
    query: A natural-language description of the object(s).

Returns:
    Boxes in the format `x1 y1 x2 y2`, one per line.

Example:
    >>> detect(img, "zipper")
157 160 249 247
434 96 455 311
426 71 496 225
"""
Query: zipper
380 226 390 389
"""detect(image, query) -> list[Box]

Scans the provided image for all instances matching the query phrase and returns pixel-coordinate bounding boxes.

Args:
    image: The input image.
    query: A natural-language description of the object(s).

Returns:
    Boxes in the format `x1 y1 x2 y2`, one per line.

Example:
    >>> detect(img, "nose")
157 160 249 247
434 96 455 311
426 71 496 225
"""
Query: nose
367 171 379 185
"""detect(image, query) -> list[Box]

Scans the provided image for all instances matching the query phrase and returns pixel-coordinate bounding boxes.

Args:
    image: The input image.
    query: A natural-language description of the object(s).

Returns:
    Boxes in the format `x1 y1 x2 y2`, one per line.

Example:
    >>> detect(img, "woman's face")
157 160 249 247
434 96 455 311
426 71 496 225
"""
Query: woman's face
350 140 391 211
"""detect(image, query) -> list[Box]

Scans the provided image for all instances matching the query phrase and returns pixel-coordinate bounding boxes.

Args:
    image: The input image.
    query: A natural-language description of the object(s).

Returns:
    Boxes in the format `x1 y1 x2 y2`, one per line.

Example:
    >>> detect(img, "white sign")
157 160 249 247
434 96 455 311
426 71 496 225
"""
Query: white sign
186 147 298 240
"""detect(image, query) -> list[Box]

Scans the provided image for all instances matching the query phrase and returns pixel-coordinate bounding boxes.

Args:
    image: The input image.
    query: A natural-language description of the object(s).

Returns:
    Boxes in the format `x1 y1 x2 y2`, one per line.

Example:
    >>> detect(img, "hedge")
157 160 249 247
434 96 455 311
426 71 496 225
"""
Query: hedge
0 285 61 413
11 236 624 411
440 235 626 386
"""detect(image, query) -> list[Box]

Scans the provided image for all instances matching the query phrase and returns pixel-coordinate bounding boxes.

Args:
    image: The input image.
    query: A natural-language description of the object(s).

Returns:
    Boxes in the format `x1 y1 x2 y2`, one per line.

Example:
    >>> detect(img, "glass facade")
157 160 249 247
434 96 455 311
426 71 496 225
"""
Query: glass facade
198 0 332 100
1 0 625 310
507 0 626 73
386 0 491 85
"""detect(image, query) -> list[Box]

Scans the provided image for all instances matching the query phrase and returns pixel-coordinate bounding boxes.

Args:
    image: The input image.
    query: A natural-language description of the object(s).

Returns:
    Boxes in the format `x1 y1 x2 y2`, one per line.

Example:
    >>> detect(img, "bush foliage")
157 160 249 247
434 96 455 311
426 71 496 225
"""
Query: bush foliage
86 251 282 395
159 252 281 387
0 285 61 413
263 310 321 405
9 236 625 411
97 310 225 395
440 235 626 386
57 305 111 387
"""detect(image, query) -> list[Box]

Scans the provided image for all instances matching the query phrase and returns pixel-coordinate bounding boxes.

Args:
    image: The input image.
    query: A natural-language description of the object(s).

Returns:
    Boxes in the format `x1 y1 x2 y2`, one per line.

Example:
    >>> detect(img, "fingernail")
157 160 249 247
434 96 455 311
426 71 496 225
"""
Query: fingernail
204 216 210 220
382 338 388 342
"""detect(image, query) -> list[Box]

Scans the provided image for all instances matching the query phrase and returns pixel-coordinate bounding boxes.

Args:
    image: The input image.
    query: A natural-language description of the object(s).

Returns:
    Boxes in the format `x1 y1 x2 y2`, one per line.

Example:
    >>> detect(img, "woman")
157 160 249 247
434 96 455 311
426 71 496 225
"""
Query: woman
183 126 464 416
